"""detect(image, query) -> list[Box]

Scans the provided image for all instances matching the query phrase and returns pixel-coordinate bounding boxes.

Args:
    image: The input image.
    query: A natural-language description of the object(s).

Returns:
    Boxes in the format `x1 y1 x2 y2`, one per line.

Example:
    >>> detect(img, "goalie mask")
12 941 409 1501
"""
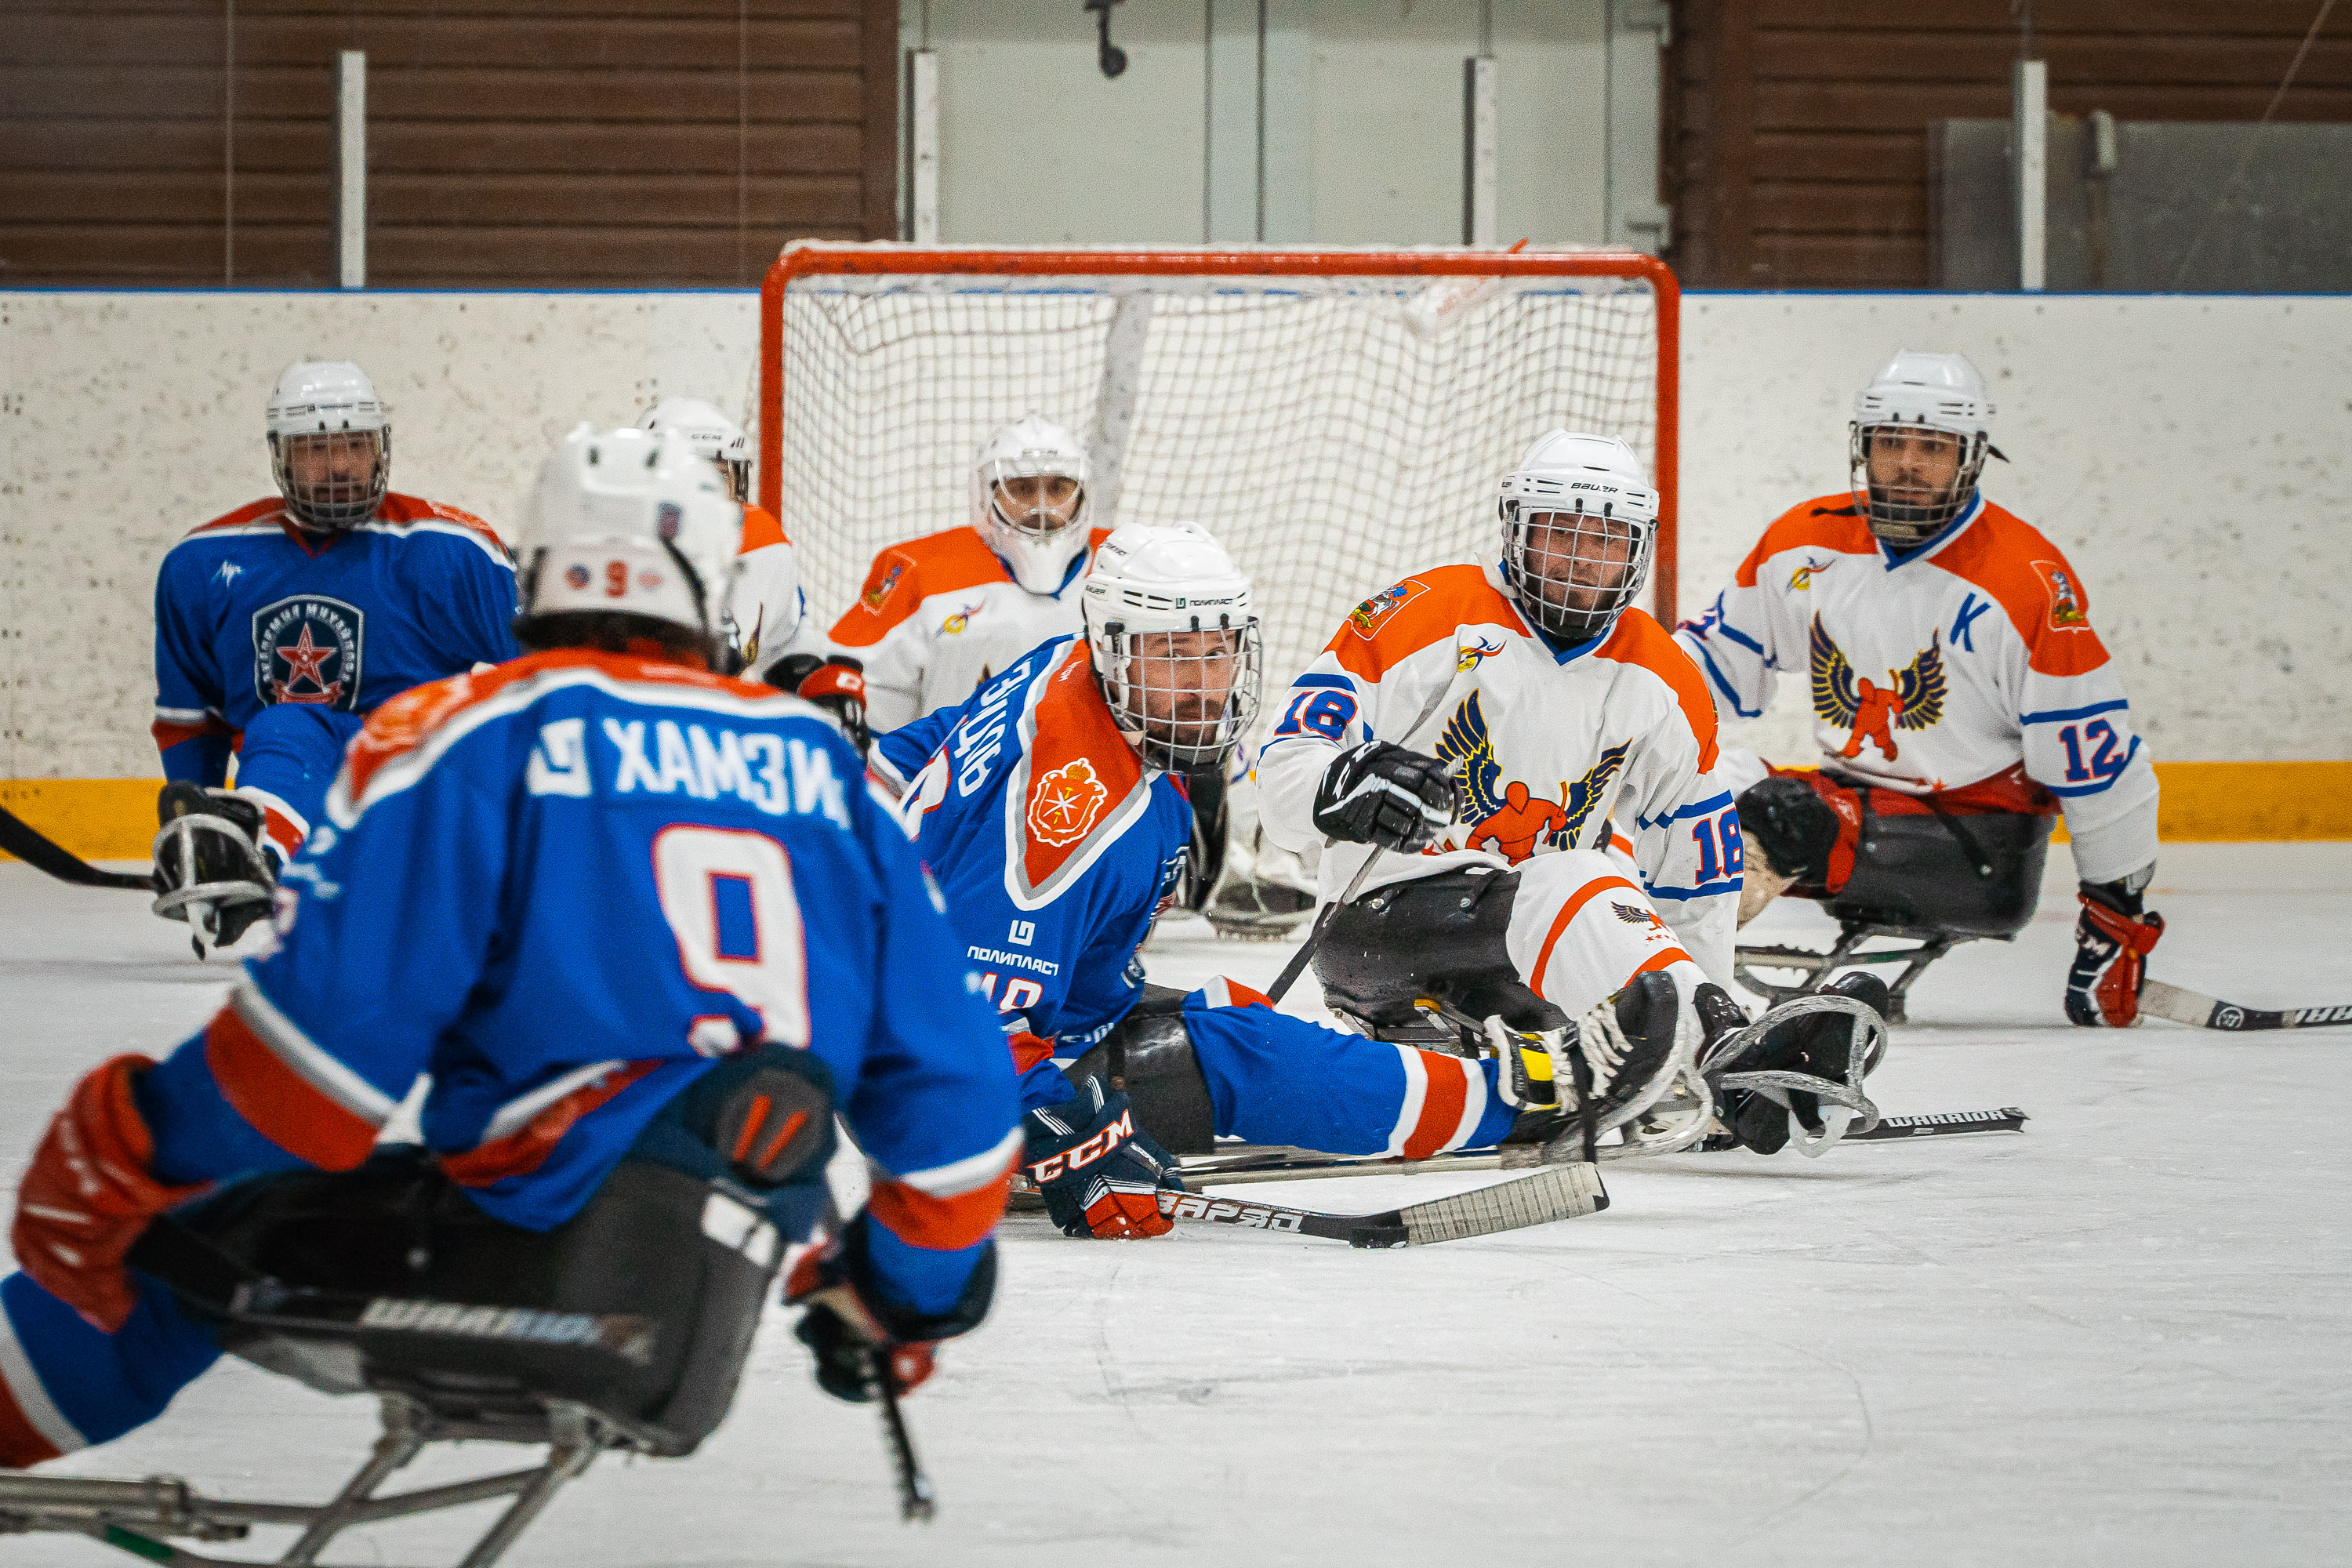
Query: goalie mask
1849 350 1995 552
973 414 1092 594
266 361 390 532
1081 522 1262 772
640 396 751 503
514 424 745 651
1497 430 1659 647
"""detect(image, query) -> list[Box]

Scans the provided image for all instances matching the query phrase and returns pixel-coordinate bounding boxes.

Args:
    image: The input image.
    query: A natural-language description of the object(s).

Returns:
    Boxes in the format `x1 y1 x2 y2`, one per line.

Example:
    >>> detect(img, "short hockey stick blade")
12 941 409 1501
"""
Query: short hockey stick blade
2140 979 2352 1033
0 806 151 890
1163 1160 1606 1248
1844 1106 2026 1141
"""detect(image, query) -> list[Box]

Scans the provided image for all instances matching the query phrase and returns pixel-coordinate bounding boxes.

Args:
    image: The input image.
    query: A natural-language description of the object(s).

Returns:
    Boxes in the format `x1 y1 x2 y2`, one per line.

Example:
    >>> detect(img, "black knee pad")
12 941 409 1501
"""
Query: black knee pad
1738 776 1840 881
1315 866 1521 1029
1065 990 1218 1154
1826 811 2051 937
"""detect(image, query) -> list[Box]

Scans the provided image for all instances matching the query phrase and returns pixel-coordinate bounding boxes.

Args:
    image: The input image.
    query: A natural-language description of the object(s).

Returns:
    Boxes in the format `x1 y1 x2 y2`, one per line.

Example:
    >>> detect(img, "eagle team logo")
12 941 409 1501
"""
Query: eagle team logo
1455 635 1505 672
942 601 983 635
1434 691 1627 864
252 595 363 709
1348 579 1428 640
1028 757 1110 848
1811 615 1944 762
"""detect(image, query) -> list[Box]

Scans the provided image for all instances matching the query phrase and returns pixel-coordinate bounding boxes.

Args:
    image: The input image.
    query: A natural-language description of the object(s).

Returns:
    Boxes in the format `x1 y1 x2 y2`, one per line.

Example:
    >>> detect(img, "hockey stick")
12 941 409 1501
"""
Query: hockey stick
2140 979 2352 1033
1180 1107 2029 1187
0 805 151 890
1163 1159 1606 1247
1264 848 1381 1004
866 1348 937 1523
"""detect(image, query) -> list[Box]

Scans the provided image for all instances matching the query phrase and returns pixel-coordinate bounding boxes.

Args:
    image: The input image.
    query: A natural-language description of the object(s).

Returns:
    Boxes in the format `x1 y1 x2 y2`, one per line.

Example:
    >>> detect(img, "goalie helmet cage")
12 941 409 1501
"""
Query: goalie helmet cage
758 244 1679 695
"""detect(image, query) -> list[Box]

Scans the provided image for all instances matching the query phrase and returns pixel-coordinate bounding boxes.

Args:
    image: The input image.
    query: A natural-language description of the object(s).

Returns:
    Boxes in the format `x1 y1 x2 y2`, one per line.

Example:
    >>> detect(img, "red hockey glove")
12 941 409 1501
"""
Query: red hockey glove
767 653 870 758
11 1054 207 1332
786 1248 941 1404
2066 891 2165 1028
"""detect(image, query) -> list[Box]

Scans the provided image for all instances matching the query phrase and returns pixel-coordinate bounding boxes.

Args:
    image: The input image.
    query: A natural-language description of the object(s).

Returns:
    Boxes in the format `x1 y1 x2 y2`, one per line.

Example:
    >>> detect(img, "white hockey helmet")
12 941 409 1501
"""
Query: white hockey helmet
1497 430 1660 646
266 360 390 532
971 413 1092 594
640 396 751 503
1849 350 1997 550
1081 522 1262 772
515 425 745 654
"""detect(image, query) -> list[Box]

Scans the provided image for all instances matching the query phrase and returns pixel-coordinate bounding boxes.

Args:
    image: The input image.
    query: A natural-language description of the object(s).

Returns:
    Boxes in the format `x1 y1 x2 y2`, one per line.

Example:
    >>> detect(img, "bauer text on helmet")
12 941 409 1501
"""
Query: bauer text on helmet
640 396 752 503
267 361 390 532
1849 350 1994 552
514 424 746 657
1497 430 1659 646
974 414 1091 593
1081 522 1263 772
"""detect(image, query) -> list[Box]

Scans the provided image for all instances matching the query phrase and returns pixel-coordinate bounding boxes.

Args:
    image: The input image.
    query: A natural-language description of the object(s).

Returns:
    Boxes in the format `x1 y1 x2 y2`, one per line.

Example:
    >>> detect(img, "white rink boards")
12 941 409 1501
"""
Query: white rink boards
2 844 2350 1566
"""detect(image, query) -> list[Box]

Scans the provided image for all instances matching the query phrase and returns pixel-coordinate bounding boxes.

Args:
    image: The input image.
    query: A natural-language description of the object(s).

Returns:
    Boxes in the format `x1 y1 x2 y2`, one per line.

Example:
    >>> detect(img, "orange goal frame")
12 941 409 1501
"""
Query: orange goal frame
759 245 1682 623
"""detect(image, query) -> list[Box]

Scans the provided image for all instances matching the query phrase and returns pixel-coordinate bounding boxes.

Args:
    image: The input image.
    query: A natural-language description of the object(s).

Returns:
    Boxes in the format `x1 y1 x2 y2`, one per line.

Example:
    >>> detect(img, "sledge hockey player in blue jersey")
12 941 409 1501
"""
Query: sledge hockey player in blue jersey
0 426 1019 1470
148 360 519 954
871 522 1711 1243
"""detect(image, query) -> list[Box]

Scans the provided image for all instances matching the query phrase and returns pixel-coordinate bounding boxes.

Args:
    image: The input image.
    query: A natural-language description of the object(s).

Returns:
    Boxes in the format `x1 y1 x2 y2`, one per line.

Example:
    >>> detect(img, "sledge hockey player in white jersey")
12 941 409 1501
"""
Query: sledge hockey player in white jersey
832 414 1108 729
1676 351 2163 1027
0 426 1019 1479
1258 432 1889 1158
147 361 517 955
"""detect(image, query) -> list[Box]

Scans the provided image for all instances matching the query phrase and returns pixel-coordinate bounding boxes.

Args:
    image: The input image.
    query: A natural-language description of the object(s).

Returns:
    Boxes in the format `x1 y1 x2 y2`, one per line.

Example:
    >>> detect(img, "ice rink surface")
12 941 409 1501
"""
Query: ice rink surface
4 844 2350 1566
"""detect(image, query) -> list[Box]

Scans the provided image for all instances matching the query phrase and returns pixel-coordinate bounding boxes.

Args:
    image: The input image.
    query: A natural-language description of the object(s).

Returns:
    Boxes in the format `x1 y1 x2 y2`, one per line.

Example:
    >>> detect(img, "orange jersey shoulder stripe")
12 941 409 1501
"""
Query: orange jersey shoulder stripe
203 1005 380 1171
830 527 1011 648
1733 495 1876 587
1595 608 1720 772
378 493 509 556
342 648 778 804
186 496 290 537
1330 564 1525 682
1928 502 2111 677
739 503 791 553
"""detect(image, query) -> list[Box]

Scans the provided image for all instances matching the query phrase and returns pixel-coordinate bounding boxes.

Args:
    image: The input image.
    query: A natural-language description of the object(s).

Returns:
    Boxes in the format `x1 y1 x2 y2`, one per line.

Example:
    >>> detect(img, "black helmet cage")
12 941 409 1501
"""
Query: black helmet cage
1849 417 1988 550
270 426 391 532
1497 493 1656 646
1091 611 1265 773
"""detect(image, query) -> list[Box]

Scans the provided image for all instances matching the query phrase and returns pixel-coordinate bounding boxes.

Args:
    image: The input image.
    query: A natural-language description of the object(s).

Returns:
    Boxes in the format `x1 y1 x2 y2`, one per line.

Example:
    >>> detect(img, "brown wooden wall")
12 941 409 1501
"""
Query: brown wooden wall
0 0 899 287
1667 0 2352 288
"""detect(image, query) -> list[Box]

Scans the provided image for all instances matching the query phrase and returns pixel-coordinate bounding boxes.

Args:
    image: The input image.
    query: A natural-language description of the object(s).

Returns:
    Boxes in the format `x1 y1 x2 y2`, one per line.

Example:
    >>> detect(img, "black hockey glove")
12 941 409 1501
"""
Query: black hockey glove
1312 741 1456 852
786 1218 997 1403
1022 1076 1184 1240
767 652 870 759
2067 877 2163 1028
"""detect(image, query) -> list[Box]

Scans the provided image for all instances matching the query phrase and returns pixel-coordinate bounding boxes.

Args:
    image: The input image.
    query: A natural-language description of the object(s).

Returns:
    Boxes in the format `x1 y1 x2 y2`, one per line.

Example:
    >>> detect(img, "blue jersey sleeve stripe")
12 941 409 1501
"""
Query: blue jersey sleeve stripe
1647 878 1744 901
1634 791 1736 831
2020 699 2130 725
1287 673 1356 692
1708 618 1766 656
1691 642 1762 719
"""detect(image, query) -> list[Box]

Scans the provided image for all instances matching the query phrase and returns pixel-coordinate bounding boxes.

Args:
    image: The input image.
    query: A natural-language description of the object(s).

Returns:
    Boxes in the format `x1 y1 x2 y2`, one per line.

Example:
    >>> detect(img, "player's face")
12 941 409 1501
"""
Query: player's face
1523 512 1638 612
993 474 1083 535
1127 628 1243 749
1866 427 1963 505
285 430 380 493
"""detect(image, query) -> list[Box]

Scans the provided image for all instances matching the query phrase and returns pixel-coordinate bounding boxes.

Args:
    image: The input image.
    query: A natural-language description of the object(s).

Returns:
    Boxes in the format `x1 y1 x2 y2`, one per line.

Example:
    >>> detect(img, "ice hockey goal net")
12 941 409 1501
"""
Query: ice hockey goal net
758 243 1679 693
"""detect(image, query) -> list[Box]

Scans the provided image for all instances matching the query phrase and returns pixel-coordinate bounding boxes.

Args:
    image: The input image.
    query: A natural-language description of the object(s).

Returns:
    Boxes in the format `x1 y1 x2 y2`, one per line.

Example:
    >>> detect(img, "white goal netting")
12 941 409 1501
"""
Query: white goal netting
764 248 1669 695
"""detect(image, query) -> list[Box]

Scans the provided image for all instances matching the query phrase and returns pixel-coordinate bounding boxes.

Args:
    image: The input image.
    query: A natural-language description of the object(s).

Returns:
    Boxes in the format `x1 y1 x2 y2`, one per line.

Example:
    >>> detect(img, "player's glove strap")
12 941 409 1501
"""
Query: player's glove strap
786 1218 997 1403
1312 740 1457 853
2067 888 2164 1028
1021 1076 1184 1240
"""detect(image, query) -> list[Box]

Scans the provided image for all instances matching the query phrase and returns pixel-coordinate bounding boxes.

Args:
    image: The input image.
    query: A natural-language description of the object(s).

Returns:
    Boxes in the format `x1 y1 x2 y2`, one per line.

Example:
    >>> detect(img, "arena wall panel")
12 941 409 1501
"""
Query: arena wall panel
2 288 2345 854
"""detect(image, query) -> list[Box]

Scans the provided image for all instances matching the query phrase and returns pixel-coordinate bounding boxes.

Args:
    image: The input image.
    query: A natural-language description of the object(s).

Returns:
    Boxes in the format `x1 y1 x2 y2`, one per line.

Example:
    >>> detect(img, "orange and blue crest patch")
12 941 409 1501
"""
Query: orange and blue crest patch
1348 579 1428 640
2031 559 2089 630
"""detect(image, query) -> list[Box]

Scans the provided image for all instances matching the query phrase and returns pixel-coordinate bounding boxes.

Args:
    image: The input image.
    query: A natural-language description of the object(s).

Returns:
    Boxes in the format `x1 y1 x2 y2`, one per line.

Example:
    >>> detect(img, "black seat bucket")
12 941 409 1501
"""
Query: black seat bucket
1820 810 2052 939
136 1156 782 1458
